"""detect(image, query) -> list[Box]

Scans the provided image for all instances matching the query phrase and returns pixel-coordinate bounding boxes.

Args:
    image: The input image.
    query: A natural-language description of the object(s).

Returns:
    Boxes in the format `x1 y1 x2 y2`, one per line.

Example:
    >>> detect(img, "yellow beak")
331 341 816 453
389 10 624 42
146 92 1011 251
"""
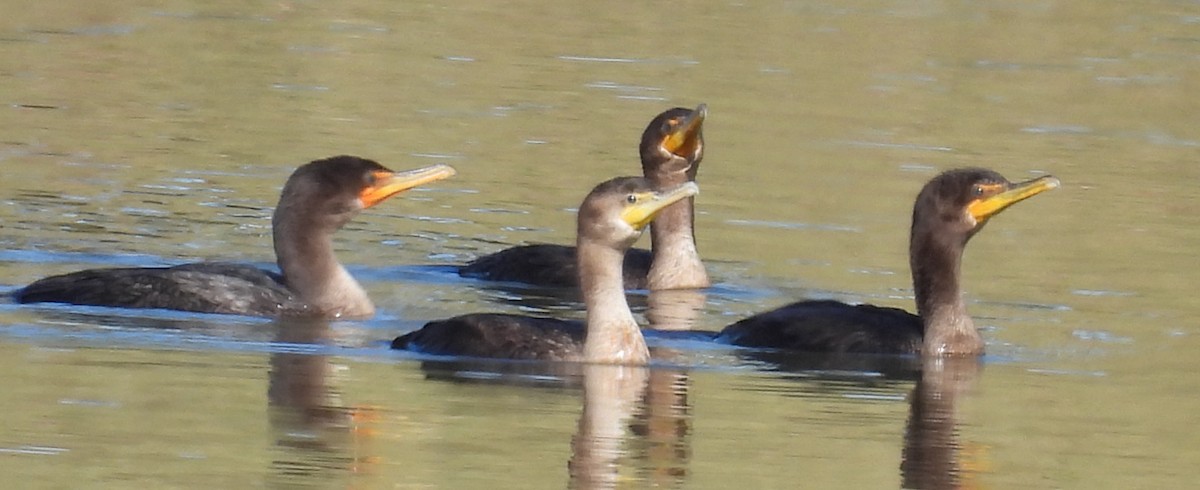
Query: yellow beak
967 175 1060 222
360 164 457 208
620 182 700 230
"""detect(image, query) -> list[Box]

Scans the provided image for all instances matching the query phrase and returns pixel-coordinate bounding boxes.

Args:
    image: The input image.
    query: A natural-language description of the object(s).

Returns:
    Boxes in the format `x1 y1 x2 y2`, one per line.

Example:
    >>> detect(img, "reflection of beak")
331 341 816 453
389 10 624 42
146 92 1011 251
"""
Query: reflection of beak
621 182 700 230
661 104 706 158
359 164 457 208
967 175 1059 222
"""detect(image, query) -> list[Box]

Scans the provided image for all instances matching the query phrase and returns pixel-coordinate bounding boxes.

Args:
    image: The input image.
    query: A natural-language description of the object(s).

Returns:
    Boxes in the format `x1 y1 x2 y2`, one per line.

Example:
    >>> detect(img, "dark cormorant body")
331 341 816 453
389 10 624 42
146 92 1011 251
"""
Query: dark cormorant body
717 168 1059 356
396 177 700 364
15 156 456 318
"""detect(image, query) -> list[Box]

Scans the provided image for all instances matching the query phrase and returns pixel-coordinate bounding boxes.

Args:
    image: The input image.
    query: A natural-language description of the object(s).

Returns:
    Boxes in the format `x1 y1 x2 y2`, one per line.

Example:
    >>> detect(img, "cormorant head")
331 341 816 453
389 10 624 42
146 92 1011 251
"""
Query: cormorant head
639 104 706 185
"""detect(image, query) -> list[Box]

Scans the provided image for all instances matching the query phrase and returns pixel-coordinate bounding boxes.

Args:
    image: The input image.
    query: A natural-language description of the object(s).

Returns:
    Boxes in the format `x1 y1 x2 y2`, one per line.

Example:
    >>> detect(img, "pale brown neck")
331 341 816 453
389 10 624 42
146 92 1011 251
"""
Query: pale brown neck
647 197 709 290
647 171 708 290
910 230 980 356
273 216 373 318
578 238 650 364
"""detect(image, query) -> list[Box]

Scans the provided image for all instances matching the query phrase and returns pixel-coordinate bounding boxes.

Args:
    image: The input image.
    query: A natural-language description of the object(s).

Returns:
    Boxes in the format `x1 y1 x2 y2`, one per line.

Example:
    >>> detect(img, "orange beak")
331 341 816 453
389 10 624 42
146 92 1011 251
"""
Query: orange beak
661 104 706 159
359 164 457 208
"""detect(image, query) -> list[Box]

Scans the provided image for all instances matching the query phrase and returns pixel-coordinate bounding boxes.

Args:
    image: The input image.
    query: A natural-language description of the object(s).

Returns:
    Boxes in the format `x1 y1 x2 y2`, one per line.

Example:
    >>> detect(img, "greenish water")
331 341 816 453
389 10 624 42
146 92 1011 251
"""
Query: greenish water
2 0 1199 488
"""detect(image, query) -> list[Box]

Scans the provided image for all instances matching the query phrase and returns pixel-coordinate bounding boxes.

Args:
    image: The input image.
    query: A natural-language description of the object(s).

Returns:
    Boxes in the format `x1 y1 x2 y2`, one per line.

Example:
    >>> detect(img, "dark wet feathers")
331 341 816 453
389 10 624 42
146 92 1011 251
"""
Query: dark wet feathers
11 155 390 317
715 300 923 354
458 245 653 289
14 262 310 316
392 313 586 361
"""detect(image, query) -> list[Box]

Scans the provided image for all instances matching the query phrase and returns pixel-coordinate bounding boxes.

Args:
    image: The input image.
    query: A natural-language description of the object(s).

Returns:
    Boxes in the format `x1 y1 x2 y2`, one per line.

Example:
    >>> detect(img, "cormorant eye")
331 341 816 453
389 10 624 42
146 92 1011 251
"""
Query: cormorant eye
972 185 983 197
365 173 377 187
626 194 638 204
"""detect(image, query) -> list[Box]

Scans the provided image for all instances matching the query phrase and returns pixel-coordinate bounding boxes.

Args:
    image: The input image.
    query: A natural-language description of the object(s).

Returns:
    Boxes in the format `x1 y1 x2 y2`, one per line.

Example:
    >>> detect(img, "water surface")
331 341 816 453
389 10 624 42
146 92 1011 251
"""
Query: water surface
2 0 1199 488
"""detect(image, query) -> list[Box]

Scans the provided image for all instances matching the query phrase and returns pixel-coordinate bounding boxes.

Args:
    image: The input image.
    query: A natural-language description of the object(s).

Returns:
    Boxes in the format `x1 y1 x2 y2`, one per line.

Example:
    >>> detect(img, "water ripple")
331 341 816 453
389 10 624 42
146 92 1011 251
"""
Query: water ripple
0 445 69 456
1071 289 1136 297
835 140 954 152
557 55 699 65
726 219 861 233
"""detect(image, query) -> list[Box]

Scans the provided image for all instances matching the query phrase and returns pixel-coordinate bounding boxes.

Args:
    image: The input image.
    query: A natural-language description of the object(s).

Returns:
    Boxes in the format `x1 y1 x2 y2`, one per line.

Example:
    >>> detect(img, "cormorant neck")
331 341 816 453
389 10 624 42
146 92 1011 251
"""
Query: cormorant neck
647 171 708 290
647 197 708 290
578 238 650 364
910 230 981 356
273 215 374 318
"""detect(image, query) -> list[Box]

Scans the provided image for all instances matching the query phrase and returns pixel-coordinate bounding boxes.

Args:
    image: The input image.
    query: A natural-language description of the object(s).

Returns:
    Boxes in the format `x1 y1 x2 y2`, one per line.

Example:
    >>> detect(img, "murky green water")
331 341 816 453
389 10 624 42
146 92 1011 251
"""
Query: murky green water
2 0 1198 488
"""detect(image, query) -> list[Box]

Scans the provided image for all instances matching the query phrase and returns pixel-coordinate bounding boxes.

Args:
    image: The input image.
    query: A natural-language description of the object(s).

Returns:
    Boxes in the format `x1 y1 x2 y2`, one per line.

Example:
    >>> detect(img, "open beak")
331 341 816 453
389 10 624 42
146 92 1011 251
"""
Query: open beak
621 182 700 230
360 164 457 208
661 104 706 158
967 175 1060 223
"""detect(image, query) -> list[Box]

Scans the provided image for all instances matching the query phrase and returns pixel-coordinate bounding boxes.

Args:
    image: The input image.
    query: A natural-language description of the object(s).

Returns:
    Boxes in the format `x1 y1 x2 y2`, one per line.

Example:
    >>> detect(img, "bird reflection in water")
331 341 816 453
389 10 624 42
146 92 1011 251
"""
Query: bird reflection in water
741 347 983 488
900 356 985 490
402 289 701 487
569 361 694 490
645 289 706 332
634 289 706 485
627 368 691 487
565 289 703 488
569 364 650 489
266 318 378 485
408 357 693 488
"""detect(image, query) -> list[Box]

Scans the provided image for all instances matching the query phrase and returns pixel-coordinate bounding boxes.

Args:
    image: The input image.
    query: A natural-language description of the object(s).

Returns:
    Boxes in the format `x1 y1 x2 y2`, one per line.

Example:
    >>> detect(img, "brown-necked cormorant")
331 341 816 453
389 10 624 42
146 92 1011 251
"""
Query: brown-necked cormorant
459 105 708 290
395 177 700 364
14 156 456 319
716 168 1059 356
